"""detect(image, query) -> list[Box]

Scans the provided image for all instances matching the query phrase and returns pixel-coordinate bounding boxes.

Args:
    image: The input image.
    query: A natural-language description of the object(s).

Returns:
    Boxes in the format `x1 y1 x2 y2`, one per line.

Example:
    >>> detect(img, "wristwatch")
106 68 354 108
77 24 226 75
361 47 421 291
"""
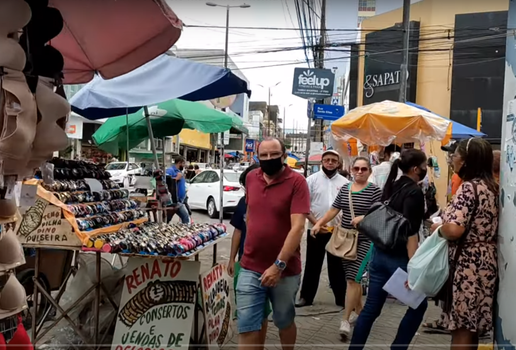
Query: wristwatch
275 259 287 271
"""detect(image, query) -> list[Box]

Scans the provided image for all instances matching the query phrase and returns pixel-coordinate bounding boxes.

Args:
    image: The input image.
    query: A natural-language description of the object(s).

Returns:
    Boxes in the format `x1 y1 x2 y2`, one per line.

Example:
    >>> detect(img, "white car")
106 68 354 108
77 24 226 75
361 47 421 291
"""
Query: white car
186 169 243 218
105 162 143 187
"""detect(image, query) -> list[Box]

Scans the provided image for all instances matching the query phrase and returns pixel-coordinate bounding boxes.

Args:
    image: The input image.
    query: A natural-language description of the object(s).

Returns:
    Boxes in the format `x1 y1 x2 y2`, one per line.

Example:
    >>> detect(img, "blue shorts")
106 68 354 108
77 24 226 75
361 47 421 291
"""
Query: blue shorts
236 267 300 334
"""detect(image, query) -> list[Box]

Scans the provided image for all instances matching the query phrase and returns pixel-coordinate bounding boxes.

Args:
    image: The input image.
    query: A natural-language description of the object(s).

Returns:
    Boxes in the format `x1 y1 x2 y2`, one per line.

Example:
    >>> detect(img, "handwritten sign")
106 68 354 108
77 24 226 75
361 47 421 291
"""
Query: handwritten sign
200 264 233 348
111 258 200 350
15 198 81 247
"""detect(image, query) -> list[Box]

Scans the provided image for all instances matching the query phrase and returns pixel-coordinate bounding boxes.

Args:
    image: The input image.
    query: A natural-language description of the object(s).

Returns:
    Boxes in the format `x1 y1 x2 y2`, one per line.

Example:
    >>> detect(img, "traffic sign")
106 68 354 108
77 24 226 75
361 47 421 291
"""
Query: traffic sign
313 104 345 121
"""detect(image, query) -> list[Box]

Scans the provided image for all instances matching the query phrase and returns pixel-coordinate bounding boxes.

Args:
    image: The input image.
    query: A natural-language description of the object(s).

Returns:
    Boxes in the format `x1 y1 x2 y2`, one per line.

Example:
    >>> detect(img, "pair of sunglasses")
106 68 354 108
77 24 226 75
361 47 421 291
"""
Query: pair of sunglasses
352 166 369 172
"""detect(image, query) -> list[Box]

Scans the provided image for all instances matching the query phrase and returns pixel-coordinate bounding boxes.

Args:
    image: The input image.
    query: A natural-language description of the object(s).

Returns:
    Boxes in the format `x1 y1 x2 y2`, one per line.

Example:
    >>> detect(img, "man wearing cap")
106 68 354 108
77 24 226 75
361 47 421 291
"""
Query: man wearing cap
296 149 348 308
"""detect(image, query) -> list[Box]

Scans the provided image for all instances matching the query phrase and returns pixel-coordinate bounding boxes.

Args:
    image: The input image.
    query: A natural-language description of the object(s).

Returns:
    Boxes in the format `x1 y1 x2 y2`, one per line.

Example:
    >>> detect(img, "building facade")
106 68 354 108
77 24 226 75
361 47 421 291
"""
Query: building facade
351 0 508 207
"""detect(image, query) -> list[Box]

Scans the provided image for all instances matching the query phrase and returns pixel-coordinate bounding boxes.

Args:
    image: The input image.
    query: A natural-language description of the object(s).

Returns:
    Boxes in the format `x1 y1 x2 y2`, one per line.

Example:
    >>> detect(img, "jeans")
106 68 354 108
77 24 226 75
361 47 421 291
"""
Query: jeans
236 268 300 333
349 248 428 350
166 202 190 224
300 230 346 305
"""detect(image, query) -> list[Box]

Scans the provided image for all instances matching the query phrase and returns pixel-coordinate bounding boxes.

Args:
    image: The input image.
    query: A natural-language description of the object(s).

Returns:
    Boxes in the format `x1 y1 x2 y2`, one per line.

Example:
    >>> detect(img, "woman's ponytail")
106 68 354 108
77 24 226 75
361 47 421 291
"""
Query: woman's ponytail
382 158 401 201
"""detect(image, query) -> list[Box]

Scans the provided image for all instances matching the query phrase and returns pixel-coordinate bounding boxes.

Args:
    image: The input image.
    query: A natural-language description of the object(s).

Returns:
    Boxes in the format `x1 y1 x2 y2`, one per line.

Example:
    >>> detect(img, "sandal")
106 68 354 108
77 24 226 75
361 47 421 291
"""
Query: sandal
422 320 449 334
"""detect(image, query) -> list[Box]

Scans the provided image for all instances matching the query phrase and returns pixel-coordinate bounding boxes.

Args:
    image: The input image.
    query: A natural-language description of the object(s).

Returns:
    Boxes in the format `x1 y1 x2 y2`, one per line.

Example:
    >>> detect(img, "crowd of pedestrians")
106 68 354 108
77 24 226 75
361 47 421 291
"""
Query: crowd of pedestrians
226 136 499 350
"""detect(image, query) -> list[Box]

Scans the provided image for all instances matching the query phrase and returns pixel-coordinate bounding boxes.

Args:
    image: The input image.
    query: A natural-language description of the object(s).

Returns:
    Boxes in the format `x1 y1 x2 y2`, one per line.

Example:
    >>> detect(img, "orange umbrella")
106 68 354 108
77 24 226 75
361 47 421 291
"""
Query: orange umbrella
331 100 452 146
48 0 183 84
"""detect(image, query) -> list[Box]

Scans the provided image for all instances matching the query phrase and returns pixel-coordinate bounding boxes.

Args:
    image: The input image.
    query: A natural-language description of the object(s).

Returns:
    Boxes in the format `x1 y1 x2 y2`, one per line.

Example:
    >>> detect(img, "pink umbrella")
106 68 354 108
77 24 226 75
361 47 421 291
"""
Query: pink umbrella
48 0 183 84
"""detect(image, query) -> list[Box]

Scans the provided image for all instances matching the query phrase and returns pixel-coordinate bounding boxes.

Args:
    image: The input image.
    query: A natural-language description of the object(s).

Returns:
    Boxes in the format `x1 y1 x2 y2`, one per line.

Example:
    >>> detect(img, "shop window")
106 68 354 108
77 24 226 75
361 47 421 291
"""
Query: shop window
358 0 375 12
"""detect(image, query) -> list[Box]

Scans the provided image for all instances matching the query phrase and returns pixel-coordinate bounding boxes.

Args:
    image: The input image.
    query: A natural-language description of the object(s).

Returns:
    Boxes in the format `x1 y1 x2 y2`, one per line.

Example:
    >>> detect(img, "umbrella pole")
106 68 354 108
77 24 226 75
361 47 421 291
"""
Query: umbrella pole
126 108 130 161
144 106 162 223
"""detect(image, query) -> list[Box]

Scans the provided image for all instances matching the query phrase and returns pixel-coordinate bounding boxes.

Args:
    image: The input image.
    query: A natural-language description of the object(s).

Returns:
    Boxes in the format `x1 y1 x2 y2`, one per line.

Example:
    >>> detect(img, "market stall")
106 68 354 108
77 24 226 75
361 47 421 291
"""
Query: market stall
13 158 231 348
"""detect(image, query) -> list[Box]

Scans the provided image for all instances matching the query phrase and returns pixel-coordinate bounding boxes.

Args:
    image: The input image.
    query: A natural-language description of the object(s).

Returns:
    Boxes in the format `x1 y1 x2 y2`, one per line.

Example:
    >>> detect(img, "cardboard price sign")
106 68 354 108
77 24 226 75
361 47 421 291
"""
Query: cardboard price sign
200 264 233 348
111 258 200 350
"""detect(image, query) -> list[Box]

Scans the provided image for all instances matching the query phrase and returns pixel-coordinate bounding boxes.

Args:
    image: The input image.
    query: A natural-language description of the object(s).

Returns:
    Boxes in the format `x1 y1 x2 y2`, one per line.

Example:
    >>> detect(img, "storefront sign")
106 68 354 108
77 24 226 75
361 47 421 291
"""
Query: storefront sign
363 70 403 98
15 198 82 246
111 258 200 350
292 68 335 99
245 139 255 152
313 104 345 121
66 115 84 139
200 264 233 348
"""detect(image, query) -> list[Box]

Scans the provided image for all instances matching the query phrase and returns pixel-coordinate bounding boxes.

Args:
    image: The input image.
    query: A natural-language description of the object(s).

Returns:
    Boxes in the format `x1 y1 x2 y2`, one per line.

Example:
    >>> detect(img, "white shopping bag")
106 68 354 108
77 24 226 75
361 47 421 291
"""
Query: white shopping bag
407 227 449 297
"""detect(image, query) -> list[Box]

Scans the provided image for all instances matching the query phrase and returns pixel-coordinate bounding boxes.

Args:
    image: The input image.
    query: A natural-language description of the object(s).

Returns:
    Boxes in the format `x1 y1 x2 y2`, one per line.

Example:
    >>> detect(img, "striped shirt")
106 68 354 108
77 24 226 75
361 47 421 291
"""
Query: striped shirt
332 182 382 229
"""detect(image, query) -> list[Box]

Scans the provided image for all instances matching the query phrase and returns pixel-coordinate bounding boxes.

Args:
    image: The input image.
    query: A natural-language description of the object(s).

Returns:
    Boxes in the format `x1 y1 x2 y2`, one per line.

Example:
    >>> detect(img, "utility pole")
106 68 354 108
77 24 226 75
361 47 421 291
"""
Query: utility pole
399 0 411 102
314 0 327 142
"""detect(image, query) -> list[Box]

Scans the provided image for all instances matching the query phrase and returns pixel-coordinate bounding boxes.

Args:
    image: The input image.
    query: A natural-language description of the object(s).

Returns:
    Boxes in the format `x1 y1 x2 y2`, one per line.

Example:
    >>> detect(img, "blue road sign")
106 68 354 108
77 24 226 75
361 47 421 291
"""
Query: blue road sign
313 104 345 121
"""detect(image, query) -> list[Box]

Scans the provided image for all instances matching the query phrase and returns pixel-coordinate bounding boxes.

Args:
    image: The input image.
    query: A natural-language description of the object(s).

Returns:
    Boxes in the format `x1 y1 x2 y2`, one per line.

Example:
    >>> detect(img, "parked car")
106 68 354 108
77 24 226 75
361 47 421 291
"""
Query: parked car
105 162 143 187
186 169 243 218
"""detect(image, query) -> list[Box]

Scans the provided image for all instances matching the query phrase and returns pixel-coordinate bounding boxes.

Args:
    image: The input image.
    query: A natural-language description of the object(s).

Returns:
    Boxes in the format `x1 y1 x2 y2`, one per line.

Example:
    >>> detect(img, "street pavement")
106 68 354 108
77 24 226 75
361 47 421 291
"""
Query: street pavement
187 211 454 350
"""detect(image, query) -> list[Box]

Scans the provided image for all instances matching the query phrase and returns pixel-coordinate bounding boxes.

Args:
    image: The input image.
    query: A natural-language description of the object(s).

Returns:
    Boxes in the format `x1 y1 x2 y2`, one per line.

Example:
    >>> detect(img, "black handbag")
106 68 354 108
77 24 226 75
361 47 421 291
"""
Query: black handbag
358 184 411 251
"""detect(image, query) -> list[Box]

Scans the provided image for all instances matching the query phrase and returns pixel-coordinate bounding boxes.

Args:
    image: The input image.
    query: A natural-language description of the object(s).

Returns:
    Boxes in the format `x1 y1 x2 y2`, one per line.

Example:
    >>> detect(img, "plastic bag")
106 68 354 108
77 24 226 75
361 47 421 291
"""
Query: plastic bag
407 227 449 297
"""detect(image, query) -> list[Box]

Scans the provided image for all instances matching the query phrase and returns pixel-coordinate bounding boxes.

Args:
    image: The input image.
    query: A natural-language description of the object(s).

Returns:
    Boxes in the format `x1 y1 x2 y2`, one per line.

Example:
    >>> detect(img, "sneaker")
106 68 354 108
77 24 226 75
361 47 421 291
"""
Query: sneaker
349 313 359 325
295 298 312 308
339 320 351 339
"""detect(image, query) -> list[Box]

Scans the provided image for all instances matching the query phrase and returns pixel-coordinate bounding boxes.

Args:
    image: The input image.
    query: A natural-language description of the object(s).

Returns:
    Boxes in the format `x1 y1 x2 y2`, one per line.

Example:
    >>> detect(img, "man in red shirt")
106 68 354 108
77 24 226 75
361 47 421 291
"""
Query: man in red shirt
237 137 310 350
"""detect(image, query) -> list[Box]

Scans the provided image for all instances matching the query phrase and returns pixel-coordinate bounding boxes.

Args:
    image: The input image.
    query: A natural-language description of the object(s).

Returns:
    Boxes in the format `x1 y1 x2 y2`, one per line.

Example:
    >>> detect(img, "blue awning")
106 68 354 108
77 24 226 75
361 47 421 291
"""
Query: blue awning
405 102 486 139
70 54 251 120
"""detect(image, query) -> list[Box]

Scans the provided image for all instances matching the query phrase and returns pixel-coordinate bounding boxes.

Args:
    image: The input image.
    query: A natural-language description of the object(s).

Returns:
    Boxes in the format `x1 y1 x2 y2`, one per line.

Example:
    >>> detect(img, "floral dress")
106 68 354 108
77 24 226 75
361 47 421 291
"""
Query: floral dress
440 179 498 334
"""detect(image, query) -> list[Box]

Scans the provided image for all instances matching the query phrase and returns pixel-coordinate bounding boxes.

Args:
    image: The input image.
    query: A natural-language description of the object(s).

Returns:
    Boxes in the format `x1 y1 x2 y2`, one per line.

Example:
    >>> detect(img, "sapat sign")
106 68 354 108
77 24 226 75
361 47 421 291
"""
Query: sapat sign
292 68 335 99
364 70 408 98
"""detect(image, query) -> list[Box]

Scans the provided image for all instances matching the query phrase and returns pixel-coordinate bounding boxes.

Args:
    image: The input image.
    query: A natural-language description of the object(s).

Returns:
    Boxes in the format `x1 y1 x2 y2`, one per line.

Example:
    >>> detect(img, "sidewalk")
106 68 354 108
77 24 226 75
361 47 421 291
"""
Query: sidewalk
196 233 452 349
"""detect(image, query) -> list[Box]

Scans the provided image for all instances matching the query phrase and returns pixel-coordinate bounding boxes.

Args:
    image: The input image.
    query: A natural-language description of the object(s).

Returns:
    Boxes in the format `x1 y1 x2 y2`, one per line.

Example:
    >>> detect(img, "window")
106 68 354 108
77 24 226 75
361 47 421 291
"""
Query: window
205 171 220 183
128 163 139 170
154 138 163 150
224 173 240 183
358 0 375 11
191 172 208 184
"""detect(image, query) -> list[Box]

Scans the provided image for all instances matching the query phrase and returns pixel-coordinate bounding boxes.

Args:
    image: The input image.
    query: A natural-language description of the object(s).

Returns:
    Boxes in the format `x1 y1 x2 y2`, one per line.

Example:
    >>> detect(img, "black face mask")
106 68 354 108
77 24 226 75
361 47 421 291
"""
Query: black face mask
260 157 284 176
178 166 184 171
322 166 337 178
418 167 427 181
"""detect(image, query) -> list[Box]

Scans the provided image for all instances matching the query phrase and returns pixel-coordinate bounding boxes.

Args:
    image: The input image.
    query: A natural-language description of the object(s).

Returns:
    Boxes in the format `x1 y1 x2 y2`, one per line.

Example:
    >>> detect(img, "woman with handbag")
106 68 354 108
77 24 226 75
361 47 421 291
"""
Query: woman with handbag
431 138 498 350
312 157 381 339
349 149 428 350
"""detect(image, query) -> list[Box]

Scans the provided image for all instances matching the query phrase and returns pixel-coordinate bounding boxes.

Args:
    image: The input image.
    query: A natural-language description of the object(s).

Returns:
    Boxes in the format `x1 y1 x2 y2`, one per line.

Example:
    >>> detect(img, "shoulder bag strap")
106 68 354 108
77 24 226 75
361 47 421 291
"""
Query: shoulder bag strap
450 181 479 268
384 182 410 205
348 183 355 219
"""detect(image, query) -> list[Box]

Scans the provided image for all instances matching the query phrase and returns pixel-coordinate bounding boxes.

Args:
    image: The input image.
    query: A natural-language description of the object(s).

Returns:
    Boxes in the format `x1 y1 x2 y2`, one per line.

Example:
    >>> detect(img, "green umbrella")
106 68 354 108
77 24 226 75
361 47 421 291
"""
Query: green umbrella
92 99 234 153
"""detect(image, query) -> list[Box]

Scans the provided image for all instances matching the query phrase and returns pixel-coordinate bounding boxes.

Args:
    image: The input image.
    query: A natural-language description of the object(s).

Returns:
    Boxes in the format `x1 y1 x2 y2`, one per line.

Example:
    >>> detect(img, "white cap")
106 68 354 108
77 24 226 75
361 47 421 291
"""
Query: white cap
322 150 340 159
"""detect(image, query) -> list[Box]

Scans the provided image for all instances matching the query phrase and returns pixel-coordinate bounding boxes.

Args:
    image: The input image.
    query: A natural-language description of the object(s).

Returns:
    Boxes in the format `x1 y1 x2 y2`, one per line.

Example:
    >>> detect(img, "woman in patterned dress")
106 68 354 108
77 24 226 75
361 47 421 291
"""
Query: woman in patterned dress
431 138 499 349
312 157 382 339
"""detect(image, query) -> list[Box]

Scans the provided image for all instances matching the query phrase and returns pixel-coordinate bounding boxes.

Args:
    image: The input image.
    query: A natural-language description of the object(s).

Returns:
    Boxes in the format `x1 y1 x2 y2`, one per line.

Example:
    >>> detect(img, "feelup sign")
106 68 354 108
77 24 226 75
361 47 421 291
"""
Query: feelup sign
292 68 335 99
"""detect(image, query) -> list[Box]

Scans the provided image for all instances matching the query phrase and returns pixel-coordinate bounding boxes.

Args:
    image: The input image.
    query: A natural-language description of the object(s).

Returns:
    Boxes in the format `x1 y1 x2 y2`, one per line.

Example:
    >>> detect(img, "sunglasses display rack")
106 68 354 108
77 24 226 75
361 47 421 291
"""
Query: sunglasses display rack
40 158 148 235
83 222 228 257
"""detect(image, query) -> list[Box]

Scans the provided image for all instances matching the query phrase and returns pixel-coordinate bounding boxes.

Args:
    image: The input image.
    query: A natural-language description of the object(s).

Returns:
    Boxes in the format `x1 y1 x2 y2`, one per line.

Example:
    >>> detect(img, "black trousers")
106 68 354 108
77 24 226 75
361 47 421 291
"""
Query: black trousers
300 230 347 306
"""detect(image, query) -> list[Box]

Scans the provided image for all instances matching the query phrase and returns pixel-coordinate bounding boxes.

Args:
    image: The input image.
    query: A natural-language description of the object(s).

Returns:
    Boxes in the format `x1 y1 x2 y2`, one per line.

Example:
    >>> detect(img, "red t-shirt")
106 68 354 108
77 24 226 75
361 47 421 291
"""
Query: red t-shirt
241 166 310 276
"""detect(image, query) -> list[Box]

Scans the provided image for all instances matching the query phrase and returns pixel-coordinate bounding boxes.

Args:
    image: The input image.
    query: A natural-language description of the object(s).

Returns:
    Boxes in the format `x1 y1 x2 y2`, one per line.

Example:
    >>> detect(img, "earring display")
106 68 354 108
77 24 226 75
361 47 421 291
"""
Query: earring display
84 222 227 257
41 158 148 233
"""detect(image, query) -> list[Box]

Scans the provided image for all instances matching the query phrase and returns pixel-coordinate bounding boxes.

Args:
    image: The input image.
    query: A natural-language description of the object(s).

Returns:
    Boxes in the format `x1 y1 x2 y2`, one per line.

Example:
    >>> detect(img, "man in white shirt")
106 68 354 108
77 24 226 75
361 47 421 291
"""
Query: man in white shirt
368 144 402 190
296 150 349 308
